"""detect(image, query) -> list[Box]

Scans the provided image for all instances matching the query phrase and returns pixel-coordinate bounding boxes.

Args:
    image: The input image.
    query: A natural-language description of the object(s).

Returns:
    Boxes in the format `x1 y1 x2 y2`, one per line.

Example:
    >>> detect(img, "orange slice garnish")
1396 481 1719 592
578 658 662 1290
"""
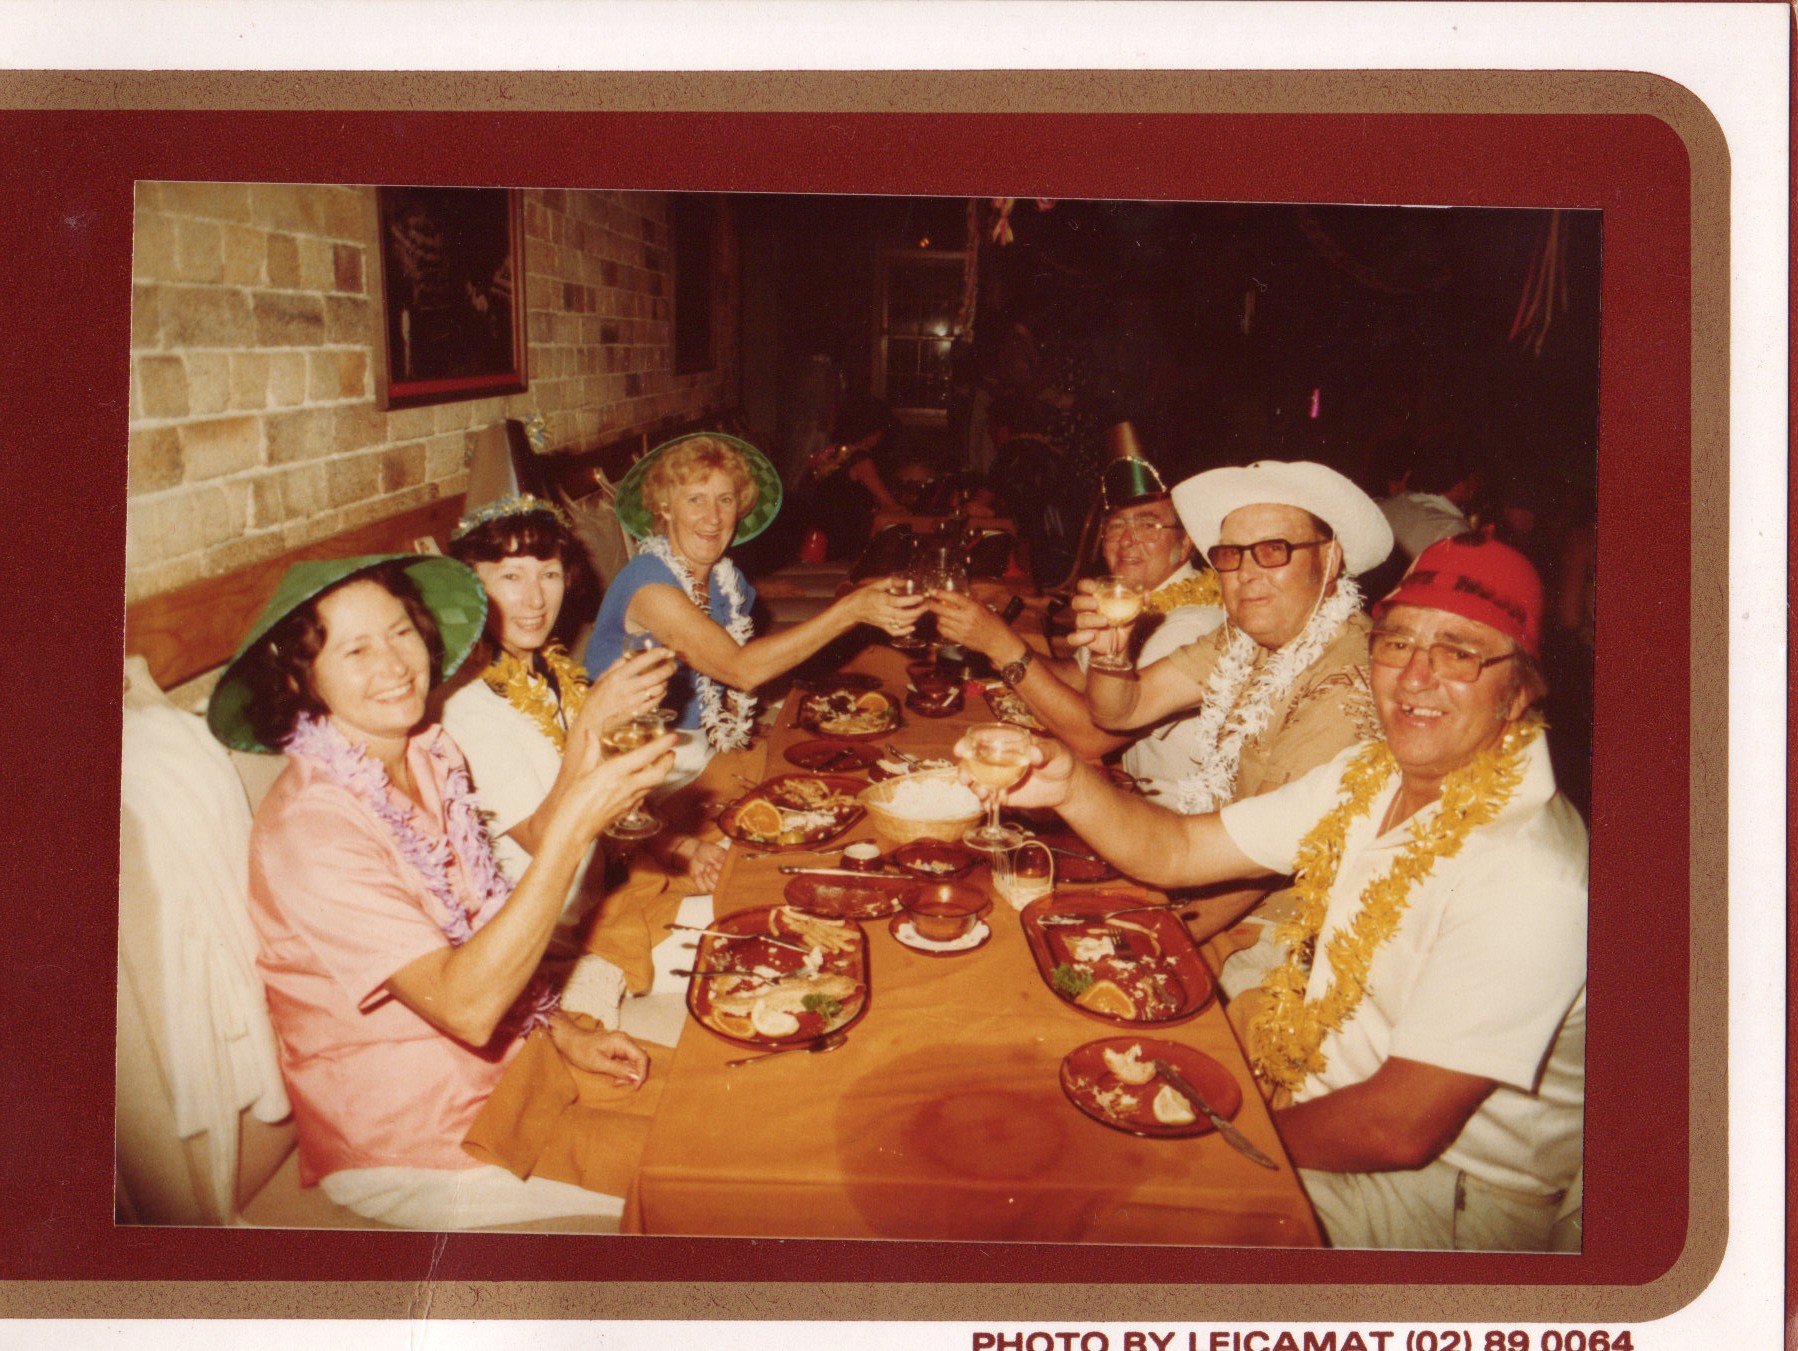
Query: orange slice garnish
854 691 891 713
735 798 784 841
1075 979 1136 1019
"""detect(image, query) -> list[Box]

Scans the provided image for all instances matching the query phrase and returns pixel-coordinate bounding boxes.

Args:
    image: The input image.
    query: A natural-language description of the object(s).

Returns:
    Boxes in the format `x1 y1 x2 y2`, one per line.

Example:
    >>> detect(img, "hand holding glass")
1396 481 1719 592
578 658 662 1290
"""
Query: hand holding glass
599 713 666 840
960 721 1033 852
1087 576 1145 673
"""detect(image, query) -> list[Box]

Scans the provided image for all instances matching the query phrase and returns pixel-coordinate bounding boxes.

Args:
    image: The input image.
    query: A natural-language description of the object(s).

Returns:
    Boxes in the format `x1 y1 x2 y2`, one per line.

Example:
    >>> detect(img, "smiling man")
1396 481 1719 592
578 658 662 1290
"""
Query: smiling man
1078 460 1392 948
974 535 1586 1250
928 454 1224 797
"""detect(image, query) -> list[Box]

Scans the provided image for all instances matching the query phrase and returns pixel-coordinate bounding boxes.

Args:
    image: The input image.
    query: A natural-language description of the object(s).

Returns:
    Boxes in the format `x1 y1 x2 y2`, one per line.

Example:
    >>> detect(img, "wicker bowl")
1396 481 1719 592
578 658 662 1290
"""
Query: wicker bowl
857 768 983 849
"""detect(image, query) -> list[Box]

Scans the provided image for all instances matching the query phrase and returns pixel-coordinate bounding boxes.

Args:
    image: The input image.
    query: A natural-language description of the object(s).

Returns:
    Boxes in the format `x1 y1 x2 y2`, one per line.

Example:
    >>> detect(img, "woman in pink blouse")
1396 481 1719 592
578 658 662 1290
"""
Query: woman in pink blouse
208 554 672 1228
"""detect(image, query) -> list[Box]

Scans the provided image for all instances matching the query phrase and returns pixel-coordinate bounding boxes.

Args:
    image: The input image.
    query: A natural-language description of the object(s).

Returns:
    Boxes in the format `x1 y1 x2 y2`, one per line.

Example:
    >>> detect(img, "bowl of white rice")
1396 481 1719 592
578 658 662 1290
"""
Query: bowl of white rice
857 768 984 848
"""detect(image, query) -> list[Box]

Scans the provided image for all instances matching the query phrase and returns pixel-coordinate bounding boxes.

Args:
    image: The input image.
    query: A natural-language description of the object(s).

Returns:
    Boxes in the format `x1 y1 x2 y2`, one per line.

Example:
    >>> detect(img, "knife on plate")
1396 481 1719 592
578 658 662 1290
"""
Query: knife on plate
1151 1059 1279 1169
776 866 911 879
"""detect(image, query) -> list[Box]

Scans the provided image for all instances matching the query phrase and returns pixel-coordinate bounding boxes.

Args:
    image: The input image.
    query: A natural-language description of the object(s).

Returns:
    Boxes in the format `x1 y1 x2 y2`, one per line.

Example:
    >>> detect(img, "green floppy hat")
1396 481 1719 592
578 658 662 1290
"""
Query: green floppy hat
613 431 783 546
206 553 489 754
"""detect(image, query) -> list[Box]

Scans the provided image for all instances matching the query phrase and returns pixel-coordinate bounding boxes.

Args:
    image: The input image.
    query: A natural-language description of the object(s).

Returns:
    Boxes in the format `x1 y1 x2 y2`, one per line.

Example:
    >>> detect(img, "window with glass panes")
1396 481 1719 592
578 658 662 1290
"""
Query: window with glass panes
875 251 964 419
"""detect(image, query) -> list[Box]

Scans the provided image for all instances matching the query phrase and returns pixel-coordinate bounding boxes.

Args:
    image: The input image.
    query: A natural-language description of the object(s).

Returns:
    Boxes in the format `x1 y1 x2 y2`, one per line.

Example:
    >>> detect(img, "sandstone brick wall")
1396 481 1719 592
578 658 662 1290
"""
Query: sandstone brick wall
127 182 737 603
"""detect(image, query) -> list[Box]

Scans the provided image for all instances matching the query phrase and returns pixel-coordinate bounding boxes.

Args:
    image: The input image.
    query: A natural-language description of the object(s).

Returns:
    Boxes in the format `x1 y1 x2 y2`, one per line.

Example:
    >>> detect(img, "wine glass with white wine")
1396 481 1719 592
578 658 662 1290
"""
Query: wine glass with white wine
960 721 1033 852
598 712 667 841
1087 575 1146 673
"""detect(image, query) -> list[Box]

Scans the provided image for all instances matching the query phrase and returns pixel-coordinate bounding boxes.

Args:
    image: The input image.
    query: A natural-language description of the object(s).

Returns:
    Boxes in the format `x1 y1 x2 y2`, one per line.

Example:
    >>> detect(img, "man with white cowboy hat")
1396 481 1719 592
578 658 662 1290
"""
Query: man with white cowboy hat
971 534 1585 1250
1074 459 1393 949
927 449 1224 799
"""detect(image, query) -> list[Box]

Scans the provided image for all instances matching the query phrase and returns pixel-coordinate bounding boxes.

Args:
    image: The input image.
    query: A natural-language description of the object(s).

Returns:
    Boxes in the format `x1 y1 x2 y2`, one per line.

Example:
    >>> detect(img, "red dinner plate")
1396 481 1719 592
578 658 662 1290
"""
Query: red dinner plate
1059 1036 1243 1139
685 905 870 1049
717 773 867 851
1020 889 1214 1026
783 872 912 920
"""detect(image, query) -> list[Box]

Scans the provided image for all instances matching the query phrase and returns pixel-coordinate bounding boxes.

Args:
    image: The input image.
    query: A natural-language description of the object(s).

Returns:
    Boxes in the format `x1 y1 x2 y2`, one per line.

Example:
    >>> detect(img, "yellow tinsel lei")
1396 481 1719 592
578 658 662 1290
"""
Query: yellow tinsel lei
1143 569 1222 615
480 641 590 752
1247 717 1542 1091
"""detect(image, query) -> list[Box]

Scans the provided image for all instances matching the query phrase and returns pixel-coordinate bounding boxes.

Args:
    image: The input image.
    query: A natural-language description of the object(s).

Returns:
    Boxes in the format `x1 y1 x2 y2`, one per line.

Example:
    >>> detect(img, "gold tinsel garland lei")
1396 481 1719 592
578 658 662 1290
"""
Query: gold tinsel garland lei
1142 569 1222 615
480 642 591 752
1247 717 1542 1092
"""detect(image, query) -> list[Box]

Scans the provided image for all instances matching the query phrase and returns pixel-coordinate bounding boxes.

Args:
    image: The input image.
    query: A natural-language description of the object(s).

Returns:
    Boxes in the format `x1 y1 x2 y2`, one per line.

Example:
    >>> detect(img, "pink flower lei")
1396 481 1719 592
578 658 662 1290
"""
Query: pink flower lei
282 714 559 1033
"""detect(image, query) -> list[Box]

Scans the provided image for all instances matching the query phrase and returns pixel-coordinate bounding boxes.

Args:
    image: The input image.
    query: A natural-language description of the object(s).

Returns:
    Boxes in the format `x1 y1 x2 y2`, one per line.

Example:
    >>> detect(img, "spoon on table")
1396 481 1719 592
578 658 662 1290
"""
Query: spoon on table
724 1031 849 1068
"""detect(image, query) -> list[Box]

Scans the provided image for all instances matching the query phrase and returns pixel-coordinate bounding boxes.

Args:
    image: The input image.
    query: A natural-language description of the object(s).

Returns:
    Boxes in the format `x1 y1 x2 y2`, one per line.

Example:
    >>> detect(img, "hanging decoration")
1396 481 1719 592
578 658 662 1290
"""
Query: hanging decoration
1508 209 1568 357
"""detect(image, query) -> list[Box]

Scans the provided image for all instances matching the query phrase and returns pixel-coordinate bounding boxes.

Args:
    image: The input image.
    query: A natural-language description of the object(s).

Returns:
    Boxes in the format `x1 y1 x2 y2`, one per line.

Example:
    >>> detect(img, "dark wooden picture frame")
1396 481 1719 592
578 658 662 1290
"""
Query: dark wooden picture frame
374 185 527 409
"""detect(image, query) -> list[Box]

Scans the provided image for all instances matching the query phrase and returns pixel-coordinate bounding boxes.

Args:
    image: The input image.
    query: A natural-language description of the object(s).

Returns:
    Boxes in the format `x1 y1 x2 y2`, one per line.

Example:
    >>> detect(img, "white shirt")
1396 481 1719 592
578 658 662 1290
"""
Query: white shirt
1220 734 1587 1203
1076 561 1227 803
439 677 603 932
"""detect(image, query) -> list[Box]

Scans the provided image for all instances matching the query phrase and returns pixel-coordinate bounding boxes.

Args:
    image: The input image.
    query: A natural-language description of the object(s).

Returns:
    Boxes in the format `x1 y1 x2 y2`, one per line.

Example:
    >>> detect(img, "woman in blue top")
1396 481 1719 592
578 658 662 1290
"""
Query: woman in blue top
586 433 924 792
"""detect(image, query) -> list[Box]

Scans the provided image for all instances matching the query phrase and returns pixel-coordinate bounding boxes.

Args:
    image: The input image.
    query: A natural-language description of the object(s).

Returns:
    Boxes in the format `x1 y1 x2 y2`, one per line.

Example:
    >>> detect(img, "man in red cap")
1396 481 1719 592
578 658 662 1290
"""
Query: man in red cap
968 534 1587 1250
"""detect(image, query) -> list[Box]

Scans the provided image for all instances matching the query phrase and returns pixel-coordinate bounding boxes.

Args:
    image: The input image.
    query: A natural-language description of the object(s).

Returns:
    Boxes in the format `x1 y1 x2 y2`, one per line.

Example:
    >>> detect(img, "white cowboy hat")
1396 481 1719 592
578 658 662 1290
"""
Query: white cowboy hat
1171 459 1394 577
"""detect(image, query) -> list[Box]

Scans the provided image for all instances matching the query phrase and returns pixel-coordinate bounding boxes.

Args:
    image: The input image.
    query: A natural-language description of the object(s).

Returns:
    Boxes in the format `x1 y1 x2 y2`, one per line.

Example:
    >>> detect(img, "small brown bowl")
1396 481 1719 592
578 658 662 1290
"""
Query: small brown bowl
900 881 989 942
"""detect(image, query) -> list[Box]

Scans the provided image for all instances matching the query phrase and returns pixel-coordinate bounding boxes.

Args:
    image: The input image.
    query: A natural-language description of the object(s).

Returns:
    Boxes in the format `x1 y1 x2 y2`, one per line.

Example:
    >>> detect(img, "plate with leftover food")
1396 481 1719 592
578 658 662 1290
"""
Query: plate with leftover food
981 683 1044 732
685 905 869 1048
887 838 982 879
1059 1036 1242 1139
796 686 903 739
718 774 866 850
1021 890 1213 1025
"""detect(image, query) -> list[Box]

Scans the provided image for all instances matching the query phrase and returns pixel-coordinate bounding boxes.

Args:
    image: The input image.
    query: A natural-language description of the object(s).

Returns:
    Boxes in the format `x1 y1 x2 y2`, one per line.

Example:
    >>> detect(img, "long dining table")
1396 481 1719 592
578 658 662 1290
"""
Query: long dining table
609 636 1322 1246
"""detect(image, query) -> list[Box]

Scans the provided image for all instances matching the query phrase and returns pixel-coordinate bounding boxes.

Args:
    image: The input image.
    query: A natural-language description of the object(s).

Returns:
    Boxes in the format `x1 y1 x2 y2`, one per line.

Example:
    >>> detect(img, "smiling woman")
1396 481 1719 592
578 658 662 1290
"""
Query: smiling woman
442 495 729 900
205 553 674 1228
585 432 928 794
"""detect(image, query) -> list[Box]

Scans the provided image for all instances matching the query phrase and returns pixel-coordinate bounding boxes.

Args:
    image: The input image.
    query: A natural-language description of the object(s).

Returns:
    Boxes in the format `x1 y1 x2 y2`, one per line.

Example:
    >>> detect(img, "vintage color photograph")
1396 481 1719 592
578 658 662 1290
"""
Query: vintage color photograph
119 183 1598 1250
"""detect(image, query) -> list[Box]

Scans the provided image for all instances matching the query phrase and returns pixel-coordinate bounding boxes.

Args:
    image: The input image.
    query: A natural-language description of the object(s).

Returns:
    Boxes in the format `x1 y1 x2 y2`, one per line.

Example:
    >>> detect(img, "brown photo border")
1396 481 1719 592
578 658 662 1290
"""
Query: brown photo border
0 67 1725 1324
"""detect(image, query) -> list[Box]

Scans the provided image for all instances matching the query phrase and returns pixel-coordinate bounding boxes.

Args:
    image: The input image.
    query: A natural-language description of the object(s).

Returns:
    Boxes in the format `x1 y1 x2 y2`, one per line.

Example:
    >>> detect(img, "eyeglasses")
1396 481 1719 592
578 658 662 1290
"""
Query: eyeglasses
1100 518 1180 544
1205 537 1330 572
1369 631 1518 682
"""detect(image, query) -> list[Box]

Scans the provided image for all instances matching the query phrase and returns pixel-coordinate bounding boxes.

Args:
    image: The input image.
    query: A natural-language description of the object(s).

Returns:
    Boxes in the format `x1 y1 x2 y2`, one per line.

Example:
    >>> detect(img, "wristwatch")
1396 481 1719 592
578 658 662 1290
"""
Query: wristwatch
998 646 1034 687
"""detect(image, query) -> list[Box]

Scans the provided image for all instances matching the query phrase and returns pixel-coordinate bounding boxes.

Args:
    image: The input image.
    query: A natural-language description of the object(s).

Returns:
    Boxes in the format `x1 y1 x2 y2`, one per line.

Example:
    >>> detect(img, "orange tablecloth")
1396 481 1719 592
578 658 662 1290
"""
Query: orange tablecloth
620 641 1322 1245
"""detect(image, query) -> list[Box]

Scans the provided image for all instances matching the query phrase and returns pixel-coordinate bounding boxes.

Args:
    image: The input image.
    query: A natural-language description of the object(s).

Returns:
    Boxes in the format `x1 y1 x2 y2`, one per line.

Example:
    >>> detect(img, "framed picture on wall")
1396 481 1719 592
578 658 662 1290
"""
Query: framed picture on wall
374 185 528 409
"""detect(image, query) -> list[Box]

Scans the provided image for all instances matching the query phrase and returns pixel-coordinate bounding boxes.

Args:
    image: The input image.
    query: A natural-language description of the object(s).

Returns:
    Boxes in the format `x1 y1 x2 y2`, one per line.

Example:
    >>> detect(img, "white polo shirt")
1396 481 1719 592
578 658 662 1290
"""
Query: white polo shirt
1219 735 1587 1203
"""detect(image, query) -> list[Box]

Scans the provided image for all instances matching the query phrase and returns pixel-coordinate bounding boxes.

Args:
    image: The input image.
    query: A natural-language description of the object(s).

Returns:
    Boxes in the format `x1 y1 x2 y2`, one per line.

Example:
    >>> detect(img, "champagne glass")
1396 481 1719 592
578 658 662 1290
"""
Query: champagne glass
599 712 666 841
1088 575 1146 673
888 568 929 653
960 721 1033 852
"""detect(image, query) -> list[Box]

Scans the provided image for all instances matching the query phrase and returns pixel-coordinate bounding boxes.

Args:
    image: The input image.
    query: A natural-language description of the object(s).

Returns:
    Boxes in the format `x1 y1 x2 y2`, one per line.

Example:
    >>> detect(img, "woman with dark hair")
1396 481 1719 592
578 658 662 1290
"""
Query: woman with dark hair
440 496 727 900
207 554 673 1228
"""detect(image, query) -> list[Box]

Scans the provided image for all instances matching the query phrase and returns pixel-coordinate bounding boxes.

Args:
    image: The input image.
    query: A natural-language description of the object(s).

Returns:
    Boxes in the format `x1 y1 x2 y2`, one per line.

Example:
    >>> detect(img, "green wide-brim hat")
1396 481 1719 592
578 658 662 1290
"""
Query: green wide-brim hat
613 431 783 546
206 553 489 754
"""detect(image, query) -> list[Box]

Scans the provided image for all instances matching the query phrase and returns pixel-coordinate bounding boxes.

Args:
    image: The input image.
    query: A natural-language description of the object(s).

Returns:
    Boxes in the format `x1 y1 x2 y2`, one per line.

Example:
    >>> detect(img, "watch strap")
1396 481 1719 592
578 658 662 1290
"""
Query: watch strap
998 647 1034 686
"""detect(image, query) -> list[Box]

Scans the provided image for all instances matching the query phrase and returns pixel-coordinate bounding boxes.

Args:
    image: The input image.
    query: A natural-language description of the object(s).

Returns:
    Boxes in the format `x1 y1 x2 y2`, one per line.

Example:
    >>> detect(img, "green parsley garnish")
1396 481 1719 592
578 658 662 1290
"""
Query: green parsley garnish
1051 963 1095 997
802 993 844 1020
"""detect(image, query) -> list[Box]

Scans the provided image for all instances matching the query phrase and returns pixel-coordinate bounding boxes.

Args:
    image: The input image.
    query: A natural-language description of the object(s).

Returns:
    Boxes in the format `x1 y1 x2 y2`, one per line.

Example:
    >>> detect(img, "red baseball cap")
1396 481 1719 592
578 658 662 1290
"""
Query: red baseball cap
1375 533 1544 658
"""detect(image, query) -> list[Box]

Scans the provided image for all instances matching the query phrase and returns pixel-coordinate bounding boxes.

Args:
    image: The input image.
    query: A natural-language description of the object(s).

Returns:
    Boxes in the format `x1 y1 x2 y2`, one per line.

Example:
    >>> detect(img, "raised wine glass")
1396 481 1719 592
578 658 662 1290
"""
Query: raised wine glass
598 712 666 841
888 568 929 653
1087 575 1146 674
960 721 1033 852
